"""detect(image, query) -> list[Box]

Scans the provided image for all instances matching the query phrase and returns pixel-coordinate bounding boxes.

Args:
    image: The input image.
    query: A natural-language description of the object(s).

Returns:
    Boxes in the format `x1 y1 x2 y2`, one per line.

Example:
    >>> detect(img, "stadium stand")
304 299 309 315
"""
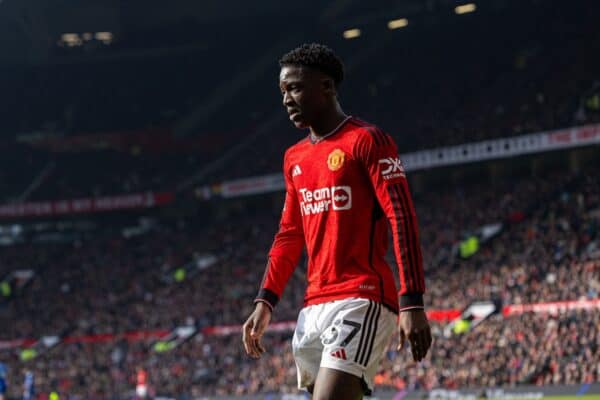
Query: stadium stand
0 166 597 398
0 0 598 197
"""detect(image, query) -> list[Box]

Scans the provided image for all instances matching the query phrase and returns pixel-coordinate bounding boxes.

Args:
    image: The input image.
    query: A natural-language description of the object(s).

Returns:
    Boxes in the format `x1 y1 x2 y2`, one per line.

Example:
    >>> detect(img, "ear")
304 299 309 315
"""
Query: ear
322 77 337 96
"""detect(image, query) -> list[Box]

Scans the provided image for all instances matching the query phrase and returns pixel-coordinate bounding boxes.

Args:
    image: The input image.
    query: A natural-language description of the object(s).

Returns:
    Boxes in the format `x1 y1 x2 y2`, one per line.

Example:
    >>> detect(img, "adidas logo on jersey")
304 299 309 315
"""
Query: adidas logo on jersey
330 348 347 360
292 165 302 177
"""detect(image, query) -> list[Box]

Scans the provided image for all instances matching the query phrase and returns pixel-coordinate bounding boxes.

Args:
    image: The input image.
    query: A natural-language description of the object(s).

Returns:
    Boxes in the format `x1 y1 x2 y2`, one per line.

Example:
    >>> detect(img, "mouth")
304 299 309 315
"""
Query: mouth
288 110 302 121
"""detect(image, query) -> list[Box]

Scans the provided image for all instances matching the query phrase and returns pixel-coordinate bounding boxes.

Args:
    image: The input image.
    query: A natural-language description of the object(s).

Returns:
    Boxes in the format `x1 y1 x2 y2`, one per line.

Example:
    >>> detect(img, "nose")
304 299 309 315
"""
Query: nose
282 91 294 108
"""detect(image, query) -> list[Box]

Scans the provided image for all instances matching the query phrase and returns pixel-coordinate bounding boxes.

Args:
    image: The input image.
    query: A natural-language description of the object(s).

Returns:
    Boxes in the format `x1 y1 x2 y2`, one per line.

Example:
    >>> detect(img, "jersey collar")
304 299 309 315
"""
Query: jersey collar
309 115 352 144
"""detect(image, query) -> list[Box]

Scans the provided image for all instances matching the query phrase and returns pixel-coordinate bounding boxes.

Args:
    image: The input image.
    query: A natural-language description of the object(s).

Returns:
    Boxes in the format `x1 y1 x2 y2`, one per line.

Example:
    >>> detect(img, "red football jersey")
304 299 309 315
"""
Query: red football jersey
256 117 425 313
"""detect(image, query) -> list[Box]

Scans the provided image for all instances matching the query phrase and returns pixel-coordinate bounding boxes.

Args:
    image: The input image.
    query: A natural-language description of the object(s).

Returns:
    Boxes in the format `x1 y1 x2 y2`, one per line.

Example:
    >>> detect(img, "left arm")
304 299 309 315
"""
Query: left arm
356 128 432 361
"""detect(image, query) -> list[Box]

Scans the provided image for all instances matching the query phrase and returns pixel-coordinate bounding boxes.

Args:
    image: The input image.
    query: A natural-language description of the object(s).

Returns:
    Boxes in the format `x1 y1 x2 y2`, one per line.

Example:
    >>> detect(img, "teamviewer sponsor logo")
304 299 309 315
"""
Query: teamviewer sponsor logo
331 186 351 210
299 186 352 216
378 157 405 180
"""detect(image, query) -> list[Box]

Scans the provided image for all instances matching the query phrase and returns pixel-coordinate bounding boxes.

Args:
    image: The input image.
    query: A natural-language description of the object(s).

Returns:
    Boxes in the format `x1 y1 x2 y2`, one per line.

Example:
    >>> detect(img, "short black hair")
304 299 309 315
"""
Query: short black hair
279 43 344 87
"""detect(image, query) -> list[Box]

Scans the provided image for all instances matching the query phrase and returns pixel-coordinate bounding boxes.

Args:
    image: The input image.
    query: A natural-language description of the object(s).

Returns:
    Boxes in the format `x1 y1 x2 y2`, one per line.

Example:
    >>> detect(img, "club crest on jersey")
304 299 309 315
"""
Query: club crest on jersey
327 149 345 171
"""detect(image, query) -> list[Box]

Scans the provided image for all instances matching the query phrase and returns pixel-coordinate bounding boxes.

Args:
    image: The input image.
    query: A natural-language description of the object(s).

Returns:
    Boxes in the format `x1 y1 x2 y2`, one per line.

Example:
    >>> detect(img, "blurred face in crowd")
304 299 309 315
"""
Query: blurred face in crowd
279 65 336 129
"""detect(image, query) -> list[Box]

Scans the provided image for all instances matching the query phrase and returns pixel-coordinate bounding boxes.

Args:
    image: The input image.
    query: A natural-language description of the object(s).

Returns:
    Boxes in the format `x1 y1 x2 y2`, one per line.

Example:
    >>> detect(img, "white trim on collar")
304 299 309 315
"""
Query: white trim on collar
309 115 352 144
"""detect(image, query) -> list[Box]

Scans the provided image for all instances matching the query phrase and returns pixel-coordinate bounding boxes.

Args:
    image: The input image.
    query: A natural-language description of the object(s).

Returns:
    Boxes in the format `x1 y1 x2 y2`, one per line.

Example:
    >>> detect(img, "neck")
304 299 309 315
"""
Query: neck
310 103 347 137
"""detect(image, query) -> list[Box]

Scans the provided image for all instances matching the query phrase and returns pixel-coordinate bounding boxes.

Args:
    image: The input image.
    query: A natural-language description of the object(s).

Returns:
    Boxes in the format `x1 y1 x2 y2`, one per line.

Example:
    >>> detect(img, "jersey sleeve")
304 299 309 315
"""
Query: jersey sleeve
254 150 305 310
355 128 426 311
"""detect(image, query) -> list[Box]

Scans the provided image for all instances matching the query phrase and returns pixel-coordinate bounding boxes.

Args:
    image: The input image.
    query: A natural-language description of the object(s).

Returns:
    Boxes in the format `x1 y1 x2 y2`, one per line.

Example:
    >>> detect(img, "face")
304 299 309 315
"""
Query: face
279 65 333 129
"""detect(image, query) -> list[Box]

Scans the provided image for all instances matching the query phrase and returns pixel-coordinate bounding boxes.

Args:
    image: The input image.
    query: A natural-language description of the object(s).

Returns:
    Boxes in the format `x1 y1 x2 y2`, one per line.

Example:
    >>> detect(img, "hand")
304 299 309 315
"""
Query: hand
242 302 272 359
398 309 432 362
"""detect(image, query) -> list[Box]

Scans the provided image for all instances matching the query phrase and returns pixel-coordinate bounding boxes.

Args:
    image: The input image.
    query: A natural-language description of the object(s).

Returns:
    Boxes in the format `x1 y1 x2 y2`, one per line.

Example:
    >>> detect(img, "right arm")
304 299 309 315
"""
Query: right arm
255 155 305 310
243 153 305 358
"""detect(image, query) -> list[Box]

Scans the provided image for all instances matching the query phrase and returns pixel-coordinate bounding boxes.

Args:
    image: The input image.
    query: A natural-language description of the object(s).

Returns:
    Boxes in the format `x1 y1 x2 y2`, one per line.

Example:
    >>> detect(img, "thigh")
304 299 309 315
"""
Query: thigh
293 304 324 391
312 367 364 400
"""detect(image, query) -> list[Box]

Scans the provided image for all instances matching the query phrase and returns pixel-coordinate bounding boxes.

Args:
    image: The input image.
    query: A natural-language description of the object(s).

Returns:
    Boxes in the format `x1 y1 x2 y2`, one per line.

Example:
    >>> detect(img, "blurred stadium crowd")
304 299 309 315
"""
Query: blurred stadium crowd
0 165 598 398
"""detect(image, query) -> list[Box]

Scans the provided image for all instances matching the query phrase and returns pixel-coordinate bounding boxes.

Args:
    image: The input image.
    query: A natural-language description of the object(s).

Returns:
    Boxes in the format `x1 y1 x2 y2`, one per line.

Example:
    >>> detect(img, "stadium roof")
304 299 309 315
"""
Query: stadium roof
0 0 523 65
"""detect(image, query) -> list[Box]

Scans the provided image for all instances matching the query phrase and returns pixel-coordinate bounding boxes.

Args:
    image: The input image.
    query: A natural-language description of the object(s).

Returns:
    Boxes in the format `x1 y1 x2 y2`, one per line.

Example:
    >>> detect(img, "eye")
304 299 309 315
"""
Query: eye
280 83 301 96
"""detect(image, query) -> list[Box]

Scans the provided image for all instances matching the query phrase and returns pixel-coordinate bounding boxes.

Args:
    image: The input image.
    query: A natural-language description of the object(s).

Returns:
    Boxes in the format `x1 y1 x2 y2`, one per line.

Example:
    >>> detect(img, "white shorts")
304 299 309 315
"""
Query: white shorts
292 298 396 395
136 385 147 398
